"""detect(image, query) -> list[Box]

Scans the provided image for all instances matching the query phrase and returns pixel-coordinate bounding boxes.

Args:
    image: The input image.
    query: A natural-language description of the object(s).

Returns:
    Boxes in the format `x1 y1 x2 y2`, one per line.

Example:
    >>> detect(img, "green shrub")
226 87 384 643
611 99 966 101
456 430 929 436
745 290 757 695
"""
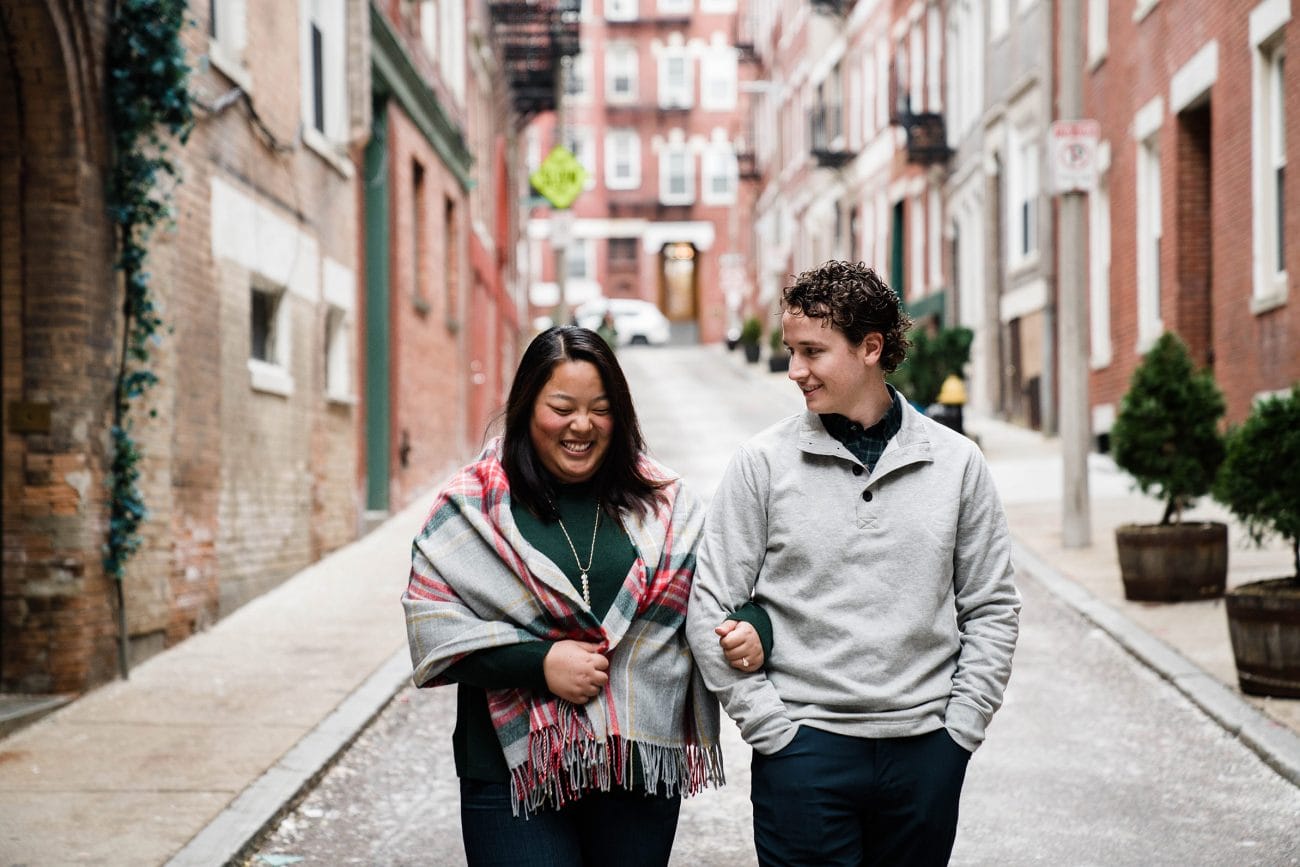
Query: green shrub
739 316 763 346
888 326 973 407
1214 385 1300 583
1110 332 1225 525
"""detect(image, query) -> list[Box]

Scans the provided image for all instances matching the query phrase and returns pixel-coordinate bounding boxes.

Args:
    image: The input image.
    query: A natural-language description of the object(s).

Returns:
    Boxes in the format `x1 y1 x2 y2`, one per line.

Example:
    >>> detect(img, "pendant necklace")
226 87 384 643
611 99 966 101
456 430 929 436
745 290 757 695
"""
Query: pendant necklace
555 501 601 606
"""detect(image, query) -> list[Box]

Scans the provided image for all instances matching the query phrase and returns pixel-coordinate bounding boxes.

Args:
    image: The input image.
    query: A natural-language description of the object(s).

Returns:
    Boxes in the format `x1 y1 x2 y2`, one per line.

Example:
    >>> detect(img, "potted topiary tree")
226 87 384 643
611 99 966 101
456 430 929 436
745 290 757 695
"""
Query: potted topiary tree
1214 385 1300 697
1109 332 1228 602
767 325 789 373
739 316 762 364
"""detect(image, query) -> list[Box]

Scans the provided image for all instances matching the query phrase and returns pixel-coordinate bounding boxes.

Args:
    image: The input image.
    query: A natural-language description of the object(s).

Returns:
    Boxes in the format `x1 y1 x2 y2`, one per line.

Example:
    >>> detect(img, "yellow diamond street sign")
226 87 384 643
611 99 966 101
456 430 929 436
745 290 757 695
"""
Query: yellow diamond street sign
530 145 587 210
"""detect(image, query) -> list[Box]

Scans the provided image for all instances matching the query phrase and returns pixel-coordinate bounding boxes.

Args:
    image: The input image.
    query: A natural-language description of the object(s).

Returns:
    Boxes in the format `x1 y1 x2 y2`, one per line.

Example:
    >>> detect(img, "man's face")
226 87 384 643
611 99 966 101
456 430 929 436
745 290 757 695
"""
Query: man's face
781 311 883 420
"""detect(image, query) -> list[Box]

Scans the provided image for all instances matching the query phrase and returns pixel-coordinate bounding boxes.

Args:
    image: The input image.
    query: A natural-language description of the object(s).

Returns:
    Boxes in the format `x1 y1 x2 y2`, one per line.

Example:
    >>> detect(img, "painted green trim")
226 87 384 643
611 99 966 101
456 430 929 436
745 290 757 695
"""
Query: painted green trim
906 289 946 327
364 100 392 511
370 3 474 191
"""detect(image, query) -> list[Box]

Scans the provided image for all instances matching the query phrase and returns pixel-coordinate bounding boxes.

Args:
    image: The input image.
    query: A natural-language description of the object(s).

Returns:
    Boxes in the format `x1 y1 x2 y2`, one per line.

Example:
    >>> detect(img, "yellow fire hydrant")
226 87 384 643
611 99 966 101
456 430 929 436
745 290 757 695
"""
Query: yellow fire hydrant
929 374 967 435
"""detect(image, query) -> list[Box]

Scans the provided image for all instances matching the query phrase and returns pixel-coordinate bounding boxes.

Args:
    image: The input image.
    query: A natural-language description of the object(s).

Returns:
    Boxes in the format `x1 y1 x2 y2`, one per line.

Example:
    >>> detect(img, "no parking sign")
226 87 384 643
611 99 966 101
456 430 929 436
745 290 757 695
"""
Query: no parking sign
1049 119 1100 194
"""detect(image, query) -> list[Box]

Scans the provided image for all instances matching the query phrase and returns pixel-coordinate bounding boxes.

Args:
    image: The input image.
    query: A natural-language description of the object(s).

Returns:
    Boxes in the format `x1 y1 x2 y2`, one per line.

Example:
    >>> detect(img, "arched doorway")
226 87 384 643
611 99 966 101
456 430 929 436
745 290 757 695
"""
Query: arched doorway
1 2 119 693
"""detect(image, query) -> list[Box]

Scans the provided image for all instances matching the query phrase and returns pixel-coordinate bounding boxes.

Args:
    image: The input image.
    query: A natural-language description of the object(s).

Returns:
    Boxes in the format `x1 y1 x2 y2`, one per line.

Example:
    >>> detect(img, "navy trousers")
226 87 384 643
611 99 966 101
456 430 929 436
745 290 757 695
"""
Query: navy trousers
459 779 681 867
750 726 971 867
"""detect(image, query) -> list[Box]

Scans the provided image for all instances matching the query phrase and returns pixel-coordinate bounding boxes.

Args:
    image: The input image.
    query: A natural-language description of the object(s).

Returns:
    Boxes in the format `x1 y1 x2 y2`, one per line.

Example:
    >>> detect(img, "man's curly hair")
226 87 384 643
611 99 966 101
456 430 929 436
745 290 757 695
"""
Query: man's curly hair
780 260 913 373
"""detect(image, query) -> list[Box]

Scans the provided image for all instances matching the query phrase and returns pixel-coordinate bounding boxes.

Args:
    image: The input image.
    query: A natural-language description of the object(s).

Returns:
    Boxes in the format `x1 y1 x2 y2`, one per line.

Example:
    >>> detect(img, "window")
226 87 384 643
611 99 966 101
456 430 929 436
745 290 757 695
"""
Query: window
1089 178 1113 368
700 49 737 111
928 187 942 290
660 145 694 204
439 0 465 101
1253 10 1288 307
250 286 281 364
1009 129 1039 264
565 126 598 190
324 306 350 400
412 161 429 309
658 0 691 14
249 281 293 395
209 0 248 82
926 6 942 113
1136 134 1163 346
444 197 459 328
990 0 1009 39
1088 0 1108 64
419 0 437 60
702 145 737 204
606 0 636 21
659 49 693 108
605 129 641 189
606 43 639 103
609 237 638 270
567 239 591 280
300 0 347 142
566 51 593 102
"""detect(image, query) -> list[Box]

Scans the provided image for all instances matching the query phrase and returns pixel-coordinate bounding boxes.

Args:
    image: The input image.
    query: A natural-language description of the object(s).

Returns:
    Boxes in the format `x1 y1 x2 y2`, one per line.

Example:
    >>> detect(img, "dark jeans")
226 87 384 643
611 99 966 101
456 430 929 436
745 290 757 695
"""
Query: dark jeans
459 779 682 867
750 726 971 867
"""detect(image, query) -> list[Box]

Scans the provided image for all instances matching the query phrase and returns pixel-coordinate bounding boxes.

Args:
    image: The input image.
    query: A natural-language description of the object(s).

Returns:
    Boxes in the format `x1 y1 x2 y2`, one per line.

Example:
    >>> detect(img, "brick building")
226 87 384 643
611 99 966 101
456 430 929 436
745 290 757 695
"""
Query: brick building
1083 0 1299 435
1 0 539 700
526 0 759 345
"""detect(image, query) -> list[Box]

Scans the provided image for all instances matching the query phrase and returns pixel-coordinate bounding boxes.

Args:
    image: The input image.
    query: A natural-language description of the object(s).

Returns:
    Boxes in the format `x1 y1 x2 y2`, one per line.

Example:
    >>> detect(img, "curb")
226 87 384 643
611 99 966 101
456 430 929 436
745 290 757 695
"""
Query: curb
1013 539 1300 788
165 648 412 867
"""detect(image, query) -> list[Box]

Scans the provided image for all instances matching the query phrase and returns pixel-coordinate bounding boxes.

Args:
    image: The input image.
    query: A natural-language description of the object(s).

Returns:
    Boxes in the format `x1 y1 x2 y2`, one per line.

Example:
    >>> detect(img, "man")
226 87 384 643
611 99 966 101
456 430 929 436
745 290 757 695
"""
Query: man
687 260 1020 867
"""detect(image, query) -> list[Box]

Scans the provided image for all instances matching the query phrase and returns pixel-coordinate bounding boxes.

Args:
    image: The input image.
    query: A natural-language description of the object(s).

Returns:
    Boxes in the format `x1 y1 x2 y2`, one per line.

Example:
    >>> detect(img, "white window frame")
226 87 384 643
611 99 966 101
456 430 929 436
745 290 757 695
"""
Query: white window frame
1089 173 1113 368
699 0 735 12
605 129 642 189
565 126 598 190
1136 132 1164 349
702 144 738 205
910 195 925 299
660 145 695 205
659 48 694 108
209 0 250 89
605 0 637 21
567 48 594 102
1088 0 1109 66
300 0 348 145
324 305 352 402
248 280 294 396
926 6 942 113
658 0 692 14
567 238 594 281
1134 0 1159 23
928 186 942 290
1008 128 1040 269
1251 0 1291 311
700 49 737 111
990 0 1009 39
605 43 639 103
419 0 437 61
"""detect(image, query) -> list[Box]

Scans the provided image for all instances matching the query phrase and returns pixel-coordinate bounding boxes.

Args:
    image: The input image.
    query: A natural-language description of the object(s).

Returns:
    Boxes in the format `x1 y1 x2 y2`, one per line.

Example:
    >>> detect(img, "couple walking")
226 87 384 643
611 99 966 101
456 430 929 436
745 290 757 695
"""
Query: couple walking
402 260 1021 867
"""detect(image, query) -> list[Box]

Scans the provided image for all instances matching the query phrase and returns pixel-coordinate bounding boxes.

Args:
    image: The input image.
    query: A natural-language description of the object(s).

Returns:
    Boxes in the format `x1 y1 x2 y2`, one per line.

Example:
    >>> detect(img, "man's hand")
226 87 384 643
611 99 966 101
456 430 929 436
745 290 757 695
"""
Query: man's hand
716 619 763 672
543 640 610 704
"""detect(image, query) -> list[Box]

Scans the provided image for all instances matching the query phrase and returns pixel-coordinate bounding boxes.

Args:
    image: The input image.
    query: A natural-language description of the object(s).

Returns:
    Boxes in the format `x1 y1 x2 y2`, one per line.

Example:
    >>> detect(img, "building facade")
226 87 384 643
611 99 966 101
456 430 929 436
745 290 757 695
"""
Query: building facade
1083 0 1299 436
527 0 757 345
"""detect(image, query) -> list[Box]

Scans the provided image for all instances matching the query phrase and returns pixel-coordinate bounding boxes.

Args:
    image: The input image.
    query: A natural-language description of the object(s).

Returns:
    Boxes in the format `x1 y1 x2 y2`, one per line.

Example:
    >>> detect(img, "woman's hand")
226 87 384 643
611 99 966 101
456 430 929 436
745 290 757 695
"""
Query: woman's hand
543 640 610 704
716 620 763 673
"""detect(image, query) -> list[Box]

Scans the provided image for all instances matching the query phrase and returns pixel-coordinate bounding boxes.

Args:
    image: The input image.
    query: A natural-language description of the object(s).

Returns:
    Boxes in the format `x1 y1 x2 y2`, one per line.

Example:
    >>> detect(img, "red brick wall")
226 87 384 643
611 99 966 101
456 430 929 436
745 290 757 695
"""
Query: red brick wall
1087 0 1299 424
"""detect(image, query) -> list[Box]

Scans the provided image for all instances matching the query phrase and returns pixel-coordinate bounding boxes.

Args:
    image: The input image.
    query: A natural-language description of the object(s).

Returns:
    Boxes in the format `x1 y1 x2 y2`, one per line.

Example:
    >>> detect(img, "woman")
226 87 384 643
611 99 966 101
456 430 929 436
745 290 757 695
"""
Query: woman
403 326 768 866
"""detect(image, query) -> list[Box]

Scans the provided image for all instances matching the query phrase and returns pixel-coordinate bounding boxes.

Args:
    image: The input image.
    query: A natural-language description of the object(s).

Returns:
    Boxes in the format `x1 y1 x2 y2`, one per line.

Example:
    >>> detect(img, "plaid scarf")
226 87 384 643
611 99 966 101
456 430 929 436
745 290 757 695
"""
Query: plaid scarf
402 438 723 815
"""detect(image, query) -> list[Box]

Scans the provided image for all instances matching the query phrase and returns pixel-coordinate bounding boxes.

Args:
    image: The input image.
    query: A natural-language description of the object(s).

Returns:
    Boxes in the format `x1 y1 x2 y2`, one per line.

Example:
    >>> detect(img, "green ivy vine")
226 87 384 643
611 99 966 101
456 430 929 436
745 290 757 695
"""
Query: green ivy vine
104 0 193 583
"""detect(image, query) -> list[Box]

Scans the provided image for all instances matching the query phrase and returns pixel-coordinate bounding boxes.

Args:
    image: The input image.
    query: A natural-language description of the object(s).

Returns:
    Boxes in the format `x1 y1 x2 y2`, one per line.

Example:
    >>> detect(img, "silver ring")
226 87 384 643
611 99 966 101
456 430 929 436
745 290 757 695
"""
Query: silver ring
741 657 750 668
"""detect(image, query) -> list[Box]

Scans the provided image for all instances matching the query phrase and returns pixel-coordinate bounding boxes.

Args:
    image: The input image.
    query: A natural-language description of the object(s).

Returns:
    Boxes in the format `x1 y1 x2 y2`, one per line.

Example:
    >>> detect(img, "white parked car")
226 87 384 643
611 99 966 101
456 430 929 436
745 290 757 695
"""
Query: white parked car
574 298 672 346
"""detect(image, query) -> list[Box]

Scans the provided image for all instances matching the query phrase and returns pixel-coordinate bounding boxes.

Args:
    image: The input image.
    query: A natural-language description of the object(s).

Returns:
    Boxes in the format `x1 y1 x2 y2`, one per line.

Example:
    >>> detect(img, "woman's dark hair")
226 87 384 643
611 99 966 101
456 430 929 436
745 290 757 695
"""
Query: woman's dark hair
502 325 665 520
781 260 913 373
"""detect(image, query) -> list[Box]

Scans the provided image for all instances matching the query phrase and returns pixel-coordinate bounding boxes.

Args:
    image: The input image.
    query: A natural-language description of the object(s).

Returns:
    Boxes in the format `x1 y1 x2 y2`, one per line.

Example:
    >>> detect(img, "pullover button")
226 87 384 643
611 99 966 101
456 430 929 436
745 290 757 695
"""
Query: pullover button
861 490 873 502
852 465 863 476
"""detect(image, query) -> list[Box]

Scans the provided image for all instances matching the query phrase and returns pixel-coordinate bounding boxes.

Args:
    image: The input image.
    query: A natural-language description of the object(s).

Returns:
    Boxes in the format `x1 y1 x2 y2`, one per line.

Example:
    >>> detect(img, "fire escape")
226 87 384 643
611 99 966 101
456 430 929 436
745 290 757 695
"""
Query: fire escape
888 53 950 165
488 0 582 123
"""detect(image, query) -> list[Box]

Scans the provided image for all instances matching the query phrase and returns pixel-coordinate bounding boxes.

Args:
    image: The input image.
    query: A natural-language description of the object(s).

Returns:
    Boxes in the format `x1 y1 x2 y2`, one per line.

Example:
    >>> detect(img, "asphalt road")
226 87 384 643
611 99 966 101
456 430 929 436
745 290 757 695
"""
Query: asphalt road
250 346 1300 866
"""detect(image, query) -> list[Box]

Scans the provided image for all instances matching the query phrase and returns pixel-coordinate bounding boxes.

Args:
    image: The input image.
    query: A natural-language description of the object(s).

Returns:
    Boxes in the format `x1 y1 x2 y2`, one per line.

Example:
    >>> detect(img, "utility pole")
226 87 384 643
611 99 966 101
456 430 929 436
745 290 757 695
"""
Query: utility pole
1058 0 1091 548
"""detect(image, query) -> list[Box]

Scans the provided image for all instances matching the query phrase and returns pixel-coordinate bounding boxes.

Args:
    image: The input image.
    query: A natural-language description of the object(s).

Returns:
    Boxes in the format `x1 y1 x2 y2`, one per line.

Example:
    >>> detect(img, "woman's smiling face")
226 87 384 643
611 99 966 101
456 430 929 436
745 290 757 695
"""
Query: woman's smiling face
529 360 614 484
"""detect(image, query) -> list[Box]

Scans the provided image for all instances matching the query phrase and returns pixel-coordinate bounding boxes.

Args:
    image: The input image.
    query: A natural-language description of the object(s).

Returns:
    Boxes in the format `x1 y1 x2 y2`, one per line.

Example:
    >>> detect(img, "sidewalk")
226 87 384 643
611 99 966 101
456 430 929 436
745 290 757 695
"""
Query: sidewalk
2 347 1297 866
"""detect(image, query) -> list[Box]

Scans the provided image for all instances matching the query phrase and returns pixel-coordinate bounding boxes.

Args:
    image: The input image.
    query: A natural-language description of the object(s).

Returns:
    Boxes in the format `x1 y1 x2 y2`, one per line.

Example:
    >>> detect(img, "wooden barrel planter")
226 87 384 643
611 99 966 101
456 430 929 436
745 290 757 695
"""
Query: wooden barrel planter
1226 578 1300 698
1114 521 1228 602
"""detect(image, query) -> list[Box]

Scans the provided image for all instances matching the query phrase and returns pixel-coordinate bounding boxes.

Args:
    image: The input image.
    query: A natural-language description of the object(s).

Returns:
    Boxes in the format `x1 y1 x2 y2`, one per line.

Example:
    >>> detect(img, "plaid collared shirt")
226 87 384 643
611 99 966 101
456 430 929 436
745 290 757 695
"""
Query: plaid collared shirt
820 387 903 474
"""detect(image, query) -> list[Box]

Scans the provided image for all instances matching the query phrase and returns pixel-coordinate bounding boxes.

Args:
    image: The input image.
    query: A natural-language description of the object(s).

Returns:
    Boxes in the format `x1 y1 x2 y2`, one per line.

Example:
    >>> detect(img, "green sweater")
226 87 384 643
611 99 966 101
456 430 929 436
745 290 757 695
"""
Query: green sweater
444 480 772 783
